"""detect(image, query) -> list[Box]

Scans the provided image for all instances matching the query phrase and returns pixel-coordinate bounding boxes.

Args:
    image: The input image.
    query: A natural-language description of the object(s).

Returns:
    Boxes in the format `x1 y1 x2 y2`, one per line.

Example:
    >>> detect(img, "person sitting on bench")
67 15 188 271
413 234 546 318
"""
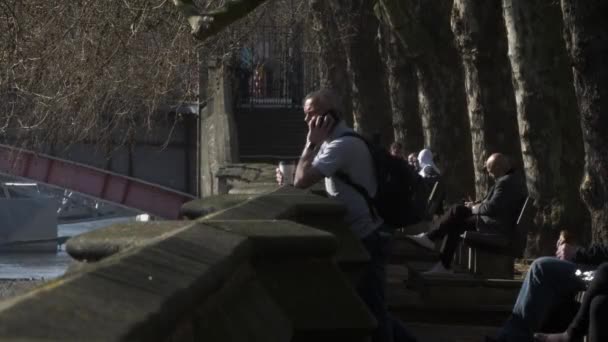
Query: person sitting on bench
407 153 527 274
486 235 608 342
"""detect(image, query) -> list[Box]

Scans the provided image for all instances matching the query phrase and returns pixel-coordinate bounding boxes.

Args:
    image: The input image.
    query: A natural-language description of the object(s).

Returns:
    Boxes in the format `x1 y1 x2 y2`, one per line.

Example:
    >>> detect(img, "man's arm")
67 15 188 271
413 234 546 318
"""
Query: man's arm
294 143 324 188
293 115 334 189
471 181 507 216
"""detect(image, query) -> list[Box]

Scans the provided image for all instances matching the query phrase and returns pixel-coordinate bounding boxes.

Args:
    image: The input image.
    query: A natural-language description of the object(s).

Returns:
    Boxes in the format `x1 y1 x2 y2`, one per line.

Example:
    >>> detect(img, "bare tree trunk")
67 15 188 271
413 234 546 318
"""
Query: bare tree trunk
451 0 523 199
379 26 424 155
561 0 608 244
330 0 393 146
377 0 475 202
308 0 353 126
503 0 588 255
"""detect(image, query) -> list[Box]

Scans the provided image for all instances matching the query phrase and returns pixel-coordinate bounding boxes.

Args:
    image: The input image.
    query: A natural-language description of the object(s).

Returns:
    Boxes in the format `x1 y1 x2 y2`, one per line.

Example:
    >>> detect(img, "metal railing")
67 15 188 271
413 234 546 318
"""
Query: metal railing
234 24 319 108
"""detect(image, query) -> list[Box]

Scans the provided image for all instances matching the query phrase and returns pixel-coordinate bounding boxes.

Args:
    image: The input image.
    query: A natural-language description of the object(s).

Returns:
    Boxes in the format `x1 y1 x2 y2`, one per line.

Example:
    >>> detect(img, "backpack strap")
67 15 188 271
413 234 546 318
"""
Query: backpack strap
333 132 378 220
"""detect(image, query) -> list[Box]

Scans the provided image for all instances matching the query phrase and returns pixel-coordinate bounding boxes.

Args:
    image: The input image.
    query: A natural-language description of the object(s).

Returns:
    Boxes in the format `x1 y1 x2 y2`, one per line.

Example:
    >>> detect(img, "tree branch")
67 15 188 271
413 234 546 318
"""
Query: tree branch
172 0 269 41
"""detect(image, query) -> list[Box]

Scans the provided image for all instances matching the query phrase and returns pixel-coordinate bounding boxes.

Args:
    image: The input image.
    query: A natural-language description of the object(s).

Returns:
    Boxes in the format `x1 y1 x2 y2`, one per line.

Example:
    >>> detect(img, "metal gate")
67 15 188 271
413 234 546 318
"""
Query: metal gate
234 23 319 108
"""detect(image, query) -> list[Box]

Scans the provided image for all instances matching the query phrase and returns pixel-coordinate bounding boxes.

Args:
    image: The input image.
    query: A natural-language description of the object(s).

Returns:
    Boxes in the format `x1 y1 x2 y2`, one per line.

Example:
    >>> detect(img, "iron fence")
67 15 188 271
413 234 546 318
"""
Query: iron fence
234 24 319 108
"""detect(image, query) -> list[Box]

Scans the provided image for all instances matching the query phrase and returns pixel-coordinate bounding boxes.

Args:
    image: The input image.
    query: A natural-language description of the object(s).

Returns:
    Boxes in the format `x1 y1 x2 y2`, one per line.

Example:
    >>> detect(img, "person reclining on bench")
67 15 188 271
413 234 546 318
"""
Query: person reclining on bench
486 234 608 342
407 153 528 275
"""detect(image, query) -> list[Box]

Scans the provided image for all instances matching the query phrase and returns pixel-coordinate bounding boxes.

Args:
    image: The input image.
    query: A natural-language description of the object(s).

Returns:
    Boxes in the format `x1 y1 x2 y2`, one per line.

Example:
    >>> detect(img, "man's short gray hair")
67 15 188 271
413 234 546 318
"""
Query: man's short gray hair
303 89 343 117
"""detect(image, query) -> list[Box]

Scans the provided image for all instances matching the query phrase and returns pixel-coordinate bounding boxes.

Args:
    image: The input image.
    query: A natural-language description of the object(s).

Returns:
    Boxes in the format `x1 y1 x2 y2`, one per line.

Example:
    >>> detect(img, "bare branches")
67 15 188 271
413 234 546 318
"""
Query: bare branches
0 0 305 151
0 1 197 149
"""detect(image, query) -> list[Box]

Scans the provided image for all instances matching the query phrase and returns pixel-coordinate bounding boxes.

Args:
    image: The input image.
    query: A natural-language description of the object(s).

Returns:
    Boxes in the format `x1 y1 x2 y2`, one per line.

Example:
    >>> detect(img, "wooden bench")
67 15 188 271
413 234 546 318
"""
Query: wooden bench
461 197 534 278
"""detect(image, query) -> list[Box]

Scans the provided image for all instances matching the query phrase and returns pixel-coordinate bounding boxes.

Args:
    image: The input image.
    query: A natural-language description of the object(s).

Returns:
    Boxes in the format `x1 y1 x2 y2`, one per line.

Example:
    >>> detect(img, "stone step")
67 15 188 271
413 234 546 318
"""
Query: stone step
388 283 513 326
386 264 519 326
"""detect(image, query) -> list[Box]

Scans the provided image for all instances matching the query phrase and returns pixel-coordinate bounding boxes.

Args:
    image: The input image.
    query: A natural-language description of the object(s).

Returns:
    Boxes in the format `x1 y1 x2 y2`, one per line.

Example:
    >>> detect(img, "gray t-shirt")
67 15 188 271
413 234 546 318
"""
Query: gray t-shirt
311 122 382 238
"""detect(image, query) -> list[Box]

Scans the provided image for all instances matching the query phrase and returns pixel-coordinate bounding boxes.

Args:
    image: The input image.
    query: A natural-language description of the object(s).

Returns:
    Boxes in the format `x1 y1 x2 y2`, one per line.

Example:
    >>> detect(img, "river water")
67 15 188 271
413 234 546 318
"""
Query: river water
0 217 135 280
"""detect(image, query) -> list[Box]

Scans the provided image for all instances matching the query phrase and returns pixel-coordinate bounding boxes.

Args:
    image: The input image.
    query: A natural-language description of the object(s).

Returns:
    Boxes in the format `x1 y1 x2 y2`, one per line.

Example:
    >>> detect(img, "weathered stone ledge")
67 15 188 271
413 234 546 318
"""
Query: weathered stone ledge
0 186 375 341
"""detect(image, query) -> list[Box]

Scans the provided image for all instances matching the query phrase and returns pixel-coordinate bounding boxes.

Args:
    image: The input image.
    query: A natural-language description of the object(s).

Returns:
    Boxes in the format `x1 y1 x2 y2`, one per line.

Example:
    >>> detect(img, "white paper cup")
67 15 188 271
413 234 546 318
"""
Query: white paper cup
279 161 295 185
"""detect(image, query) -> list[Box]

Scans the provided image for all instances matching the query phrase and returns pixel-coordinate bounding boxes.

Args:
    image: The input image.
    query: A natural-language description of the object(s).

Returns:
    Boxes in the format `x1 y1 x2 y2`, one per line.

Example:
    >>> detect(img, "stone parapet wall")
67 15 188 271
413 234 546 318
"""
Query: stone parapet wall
0 187 374 341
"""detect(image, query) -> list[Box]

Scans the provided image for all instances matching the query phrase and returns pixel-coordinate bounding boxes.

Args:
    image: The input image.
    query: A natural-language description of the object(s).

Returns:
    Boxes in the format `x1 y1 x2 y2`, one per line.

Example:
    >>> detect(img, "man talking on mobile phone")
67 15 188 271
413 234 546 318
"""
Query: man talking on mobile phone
276 89 417 342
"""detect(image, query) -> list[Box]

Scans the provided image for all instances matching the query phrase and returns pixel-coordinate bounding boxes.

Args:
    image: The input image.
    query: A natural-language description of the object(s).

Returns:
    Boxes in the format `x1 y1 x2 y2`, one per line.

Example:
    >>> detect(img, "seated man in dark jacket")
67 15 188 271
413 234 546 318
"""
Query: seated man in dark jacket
487 240 608 342
408 153 528 274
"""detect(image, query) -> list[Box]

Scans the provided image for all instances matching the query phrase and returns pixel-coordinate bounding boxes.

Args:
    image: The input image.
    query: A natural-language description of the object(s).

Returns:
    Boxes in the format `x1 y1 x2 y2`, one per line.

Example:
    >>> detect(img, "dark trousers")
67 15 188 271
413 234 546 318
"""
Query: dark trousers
568 262 608 341
426 204 477 269
359 227 417 342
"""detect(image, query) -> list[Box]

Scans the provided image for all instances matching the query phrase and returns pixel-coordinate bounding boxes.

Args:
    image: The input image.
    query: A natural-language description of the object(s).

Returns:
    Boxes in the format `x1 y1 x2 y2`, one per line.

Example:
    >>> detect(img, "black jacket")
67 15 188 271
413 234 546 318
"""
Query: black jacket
472 169 528 233
574 244 608 266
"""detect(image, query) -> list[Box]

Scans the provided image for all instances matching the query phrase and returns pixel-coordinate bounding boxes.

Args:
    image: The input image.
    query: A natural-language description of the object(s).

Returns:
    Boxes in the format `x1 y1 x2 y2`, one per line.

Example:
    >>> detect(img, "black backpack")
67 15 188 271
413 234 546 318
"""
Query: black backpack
335 132 425 228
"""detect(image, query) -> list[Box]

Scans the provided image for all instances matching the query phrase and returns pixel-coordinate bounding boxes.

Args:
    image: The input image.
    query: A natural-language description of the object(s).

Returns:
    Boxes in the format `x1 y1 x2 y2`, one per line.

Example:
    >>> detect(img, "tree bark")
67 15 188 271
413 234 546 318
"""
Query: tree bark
503 0 588 255
308 0 353 126
561 0 608 244
330 0 393 146
379 26 424 156
377 0 475 202
451 0 523 199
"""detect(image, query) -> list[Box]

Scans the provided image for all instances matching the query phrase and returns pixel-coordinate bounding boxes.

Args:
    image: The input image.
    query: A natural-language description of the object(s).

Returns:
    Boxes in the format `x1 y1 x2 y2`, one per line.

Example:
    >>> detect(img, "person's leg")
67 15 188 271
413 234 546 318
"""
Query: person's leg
426 204 473 241
496 257 585 342
359 228 418 342
567 263 608 340
439 215 477 269
587 294 608 342
358 229 391 342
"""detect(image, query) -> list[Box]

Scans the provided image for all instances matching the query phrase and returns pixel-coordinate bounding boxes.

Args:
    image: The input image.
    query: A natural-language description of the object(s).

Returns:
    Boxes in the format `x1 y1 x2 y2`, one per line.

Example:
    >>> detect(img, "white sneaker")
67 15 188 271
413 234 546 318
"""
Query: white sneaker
406 233 435 251
423 262 454 275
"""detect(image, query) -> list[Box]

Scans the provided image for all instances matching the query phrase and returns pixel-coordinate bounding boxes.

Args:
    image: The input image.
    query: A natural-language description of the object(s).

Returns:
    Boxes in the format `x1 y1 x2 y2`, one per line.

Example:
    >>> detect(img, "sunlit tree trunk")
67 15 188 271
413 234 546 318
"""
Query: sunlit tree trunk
377 0 475 202
451 0 523 199
308 0 353 125
330 0 393 146
561 0 608 244
379 26 424 155
503 0 588 255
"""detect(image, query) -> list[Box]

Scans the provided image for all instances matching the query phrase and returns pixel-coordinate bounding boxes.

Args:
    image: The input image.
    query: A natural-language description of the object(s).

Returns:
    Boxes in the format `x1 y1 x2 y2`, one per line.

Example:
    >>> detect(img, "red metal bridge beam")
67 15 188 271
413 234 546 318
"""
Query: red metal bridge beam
0 144 196 219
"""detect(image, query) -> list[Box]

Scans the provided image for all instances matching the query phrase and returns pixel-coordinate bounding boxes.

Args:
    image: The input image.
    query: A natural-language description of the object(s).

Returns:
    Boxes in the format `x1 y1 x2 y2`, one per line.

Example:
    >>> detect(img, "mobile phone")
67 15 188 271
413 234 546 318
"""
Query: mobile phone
321 110 339 130
322 110 340 121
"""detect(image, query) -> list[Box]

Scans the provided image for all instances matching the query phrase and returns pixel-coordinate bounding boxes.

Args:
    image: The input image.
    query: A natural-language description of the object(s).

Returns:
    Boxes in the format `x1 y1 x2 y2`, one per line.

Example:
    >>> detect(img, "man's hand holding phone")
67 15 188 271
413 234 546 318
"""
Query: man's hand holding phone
306 113 334 145
555 230 578 261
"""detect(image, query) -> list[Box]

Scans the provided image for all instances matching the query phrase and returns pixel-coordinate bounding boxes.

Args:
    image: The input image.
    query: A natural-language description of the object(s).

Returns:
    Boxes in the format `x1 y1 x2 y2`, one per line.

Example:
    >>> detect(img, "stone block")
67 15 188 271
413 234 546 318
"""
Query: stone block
203 187 369 280
0 219 369 341
180 194 255 219
66 221 189 261
0 223 250 340
292 212 369 284
228 183 278 195
186 264 292 342
202 220 337 258
254 258 375 342
2 187 377 341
